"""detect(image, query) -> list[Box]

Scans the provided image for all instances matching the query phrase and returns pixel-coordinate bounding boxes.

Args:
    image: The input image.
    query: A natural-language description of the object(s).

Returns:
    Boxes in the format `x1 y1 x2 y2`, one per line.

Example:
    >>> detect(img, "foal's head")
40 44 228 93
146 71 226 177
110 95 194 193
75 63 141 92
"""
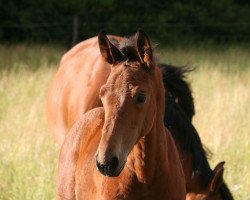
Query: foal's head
95 30 162 177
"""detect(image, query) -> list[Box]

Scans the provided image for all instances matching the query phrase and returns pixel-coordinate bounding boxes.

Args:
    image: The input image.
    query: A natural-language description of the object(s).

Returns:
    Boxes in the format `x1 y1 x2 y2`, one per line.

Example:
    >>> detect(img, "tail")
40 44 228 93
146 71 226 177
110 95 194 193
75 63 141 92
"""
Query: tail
159 64 195 121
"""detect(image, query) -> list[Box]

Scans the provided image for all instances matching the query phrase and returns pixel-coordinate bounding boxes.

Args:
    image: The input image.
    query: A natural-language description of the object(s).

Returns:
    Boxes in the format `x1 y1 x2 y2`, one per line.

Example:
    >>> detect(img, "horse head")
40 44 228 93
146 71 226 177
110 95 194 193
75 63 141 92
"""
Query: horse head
95 30 162 177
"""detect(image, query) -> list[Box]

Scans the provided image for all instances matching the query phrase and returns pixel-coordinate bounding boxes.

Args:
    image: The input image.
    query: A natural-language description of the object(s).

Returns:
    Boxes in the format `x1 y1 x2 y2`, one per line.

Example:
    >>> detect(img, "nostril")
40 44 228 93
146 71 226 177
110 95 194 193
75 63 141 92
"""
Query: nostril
95 154 119 176
109 156 119 171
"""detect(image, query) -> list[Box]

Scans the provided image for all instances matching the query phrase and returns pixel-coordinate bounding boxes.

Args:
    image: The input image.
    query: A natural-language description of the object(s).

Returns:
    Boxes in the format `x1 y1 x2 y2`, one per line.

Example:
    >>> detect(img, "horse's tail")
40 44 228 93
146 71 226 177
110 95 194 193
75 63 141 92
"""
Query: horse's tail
159 64 195 121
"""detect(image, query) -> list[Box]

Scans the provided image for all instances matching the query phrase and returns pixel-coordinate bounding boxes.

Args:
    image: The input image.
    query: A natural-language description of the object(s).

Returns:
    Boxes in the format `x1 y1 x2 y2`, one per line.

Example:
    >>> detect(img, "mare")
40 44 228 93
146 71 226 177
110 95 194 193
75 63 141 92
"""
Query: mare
159 64 234 200
57 30 186 199
46 32 233 199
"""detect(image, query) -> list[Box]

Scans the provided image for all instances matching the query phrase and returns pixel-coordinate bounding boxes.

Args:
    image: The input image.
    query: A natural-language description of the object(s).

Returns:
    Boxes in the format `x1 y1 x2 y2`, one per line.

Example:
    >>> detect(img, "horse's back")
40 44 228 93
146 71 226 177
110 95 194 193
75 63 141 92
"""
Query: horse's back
60 37 99 65
46 37 110 145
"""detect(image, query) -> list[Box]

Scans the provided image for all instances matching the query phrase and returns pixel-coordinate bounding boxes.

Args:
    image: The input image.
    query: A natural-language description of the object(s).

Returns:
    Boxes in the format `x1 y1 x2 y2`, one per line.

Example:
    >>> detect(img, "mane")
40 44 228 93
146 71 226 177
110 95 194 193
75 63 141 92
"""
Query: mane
163 91 214 186
159 64 195 120
159 64 233 199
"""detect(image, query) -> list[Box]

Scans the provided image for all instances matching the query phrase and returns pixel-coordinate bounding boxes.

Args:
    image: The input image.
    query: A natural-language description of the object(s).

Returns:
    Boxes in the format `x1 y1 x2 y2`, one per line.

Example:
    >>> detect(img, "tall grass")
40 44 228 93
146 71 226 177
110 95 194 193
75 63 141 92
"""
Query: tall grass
0 44 64 200
0 43 249 199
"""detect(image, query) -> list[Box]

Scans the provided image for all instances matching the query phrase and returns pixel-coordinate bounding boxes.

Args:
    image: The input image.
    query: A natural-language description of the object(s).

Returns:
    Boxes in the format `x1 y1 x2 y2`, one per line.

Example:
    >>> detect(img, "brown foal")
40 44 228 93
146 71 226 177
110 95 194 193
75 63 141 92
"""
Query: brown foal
57 30 186 199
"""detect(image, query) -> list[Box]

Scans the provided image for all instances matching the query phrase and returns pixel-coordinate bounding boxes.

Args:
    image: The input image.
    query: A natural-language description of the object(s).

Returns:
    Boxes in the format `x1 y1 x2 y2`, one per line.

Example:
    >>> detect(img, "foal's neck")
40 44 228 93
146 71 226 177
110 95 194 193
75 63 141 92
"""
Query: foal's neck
127 121 168 184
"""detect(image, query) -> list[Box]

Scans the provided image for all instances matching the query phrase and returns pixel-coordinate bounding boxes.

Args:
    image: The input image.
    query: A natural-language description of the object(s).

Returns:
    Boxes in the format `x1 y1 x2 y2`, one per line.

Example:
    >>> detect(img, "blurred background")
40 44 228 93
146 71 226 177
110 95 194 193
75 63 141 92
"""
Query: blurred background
0 0 250 46
0 1 249 200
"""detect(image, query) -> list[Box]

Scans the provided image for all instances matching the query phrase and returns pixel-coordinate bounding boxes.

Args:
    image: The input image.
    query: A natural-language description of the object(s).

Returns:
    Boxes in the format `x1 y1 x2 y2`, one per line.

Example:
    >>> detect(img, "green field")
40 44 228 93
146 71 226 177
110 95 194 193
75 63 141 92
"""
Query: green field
0 43 249 199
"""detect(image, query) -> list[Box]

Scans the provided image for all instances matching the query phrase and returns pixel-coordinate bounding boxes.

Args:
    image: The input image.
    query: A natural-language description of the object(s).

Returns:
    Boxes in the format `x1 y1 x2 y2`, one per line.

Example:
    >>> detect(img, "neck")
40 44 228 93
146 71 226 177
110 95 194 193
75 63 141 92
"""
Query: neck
127 122 168 184
127 67 168 184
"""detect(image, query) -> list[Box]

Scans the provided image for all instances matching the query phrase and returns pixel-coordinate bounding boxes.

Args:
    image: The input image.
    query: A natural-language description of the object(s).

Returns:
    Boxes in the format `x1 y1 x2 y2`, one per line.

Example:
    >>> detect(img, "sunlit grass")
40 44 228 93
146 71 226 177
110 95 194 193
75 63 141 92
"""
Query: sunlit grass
0 44 64 199
0 67 59 200
0 43 249 199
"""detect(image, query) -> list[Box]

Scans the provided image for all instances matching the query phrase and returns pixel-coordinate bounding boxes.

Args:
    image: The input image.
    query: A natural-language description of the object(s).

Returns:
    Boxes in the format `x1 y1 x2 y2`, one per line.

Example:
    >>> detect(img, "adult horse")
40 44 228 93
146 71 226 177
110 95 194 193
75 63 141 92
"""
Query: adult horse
46 32 233 199
57 30 186 199
160 64 234 200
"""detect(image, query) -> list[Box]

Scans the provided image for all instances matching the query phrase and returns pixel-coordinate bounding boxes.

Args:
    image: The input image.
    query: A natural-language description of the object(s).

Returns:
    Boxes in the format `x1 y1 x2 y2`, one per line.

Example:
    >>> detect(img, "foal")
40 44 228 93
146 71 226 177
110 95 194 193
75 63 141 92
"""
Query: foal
57 31 186 199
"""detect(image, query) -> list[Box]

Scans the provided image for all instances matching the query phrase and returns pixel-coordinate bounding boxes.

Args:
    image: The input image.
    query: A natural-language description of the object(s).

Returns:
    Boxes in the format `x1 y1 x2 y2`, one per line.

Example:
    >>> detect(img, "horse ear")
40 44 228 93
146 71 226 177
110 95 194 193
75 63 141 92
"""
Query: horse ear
210 161 225 193
135 29 153 67
98 31 123 64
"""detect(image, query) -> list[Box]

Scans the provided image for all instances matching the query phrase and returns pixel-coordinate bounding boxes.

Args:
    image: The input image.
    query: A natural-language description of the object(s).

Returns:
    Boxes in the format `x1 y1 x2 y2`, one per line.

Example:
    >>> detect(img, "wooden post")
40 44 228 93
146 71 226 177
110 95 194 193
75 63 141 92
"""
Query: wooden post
72 14 79 47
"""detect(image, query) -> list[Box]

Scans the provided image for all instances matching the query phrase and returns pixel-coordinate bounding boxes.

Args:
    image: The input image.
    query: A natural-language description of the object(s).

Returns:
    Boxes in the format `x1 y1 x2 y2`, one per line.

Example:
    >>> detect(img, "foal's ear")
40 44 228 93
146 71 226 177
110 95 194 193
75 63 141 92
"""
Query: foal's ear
98 31 123 64
210 161 225 193
135 29 153 67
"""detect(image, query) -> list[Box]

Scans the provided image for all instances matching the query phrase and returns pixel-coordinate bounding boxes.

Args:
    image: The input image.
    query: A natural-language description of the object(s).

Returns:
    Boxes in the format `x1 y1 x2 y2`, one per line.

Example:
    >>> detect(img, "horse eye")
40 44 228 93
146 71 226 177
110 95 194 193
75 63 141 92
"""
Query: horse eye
135 93 146 104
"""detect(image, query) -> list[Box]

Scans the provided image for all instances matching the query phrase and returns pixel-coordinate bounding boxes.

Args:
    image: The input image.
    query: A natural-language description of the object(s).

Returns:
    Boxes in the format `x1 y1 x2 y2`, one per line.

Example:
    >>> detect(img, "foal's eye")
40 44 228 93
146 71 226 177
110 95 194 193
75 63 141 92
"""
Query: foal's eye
135 92 146 105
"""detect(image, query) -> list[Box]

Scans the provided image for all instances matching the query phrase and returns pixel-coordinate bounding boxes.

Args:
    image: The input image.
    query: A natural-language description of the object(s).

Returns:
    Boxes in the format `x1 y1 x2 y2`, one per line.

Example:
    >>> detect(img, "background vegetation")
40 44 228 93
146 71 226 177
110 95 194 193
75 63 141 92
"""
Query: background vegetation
0 44 249 199
0 0 250 45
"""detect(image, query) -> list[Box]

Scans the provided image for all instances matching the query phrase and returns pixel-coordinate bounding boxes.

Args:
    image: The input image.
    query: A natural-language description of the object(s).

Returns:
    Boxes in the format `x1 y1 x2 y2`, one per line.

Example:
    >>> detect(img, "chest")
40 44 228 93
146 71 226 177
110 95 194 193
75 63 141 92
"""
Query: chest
75 160 173 200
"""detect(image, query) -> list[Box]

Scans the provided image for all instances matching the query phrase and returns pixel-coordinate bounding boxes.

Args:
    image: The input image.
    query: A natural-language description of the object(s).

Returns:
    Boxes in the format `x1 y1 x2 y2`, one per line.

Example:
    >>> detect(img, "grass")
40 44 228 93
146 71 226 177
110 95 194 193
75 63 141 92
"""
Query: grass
0 43 249 199
0 44 64 200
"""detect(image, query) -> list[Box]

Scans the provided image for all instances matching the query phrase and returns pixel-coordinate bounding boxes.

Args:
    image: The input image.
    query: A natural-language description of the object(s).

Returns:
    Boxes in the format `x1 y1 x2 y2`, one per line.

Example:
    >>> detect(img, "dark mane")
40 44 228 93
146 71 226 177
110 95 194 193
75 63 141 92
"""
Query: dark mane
163 87 213 184
159 64 195 120
159 64 234 199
